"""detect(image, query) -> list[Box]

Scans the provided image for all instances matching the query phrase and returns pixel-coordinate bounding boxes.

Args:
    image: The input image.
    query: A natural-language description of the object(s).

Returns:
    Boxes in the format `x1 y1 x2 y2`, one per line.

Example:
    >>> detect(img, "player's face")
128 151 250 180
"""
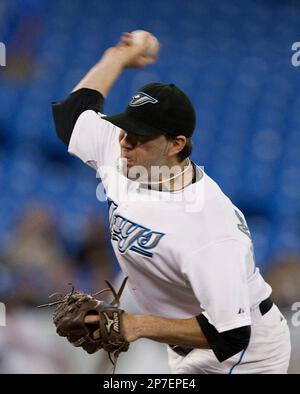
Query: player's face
119 130 171 170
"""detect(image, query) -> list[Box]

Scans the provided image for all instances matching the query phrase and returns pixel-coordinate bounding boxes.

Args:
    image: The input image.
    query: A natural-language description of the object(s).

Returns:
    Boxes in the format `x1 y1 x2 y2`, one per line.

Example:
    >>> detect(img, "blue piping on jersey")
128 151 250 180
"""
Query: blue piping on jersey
228 348 246 374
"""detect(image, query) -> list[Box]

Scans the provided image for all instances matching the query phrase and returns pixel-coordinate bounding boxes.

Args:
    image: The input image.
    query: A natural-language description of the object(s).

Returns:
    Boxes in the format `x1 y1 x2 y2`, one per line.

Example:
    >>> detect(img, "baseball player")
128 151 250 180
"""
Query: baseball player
51 32 291 374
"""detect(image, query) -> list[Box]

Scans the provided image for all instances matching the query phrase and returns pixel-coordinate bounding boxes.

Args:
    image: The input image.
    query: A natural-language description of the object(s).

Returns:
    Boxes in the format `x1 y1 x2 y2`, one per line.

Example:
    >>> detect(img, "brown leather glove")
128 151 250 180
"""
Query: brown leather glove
39 277 129 369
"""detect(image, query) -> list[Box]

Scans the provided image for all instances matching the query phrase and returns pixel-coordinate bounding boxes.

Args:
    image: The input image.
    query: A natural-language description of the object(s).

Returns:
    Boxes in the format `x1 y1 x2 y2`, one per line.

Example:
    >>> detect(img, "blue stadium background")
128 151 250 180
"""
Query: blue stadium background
0 0 299 273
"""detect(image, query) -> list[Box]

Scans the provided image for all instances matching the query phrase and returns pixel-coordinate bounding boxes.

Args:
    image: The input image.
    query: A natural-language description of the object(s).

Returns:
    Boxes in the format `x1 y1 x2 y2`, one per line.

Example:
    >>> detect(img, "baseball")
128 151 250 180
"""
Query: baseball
131 30 160 57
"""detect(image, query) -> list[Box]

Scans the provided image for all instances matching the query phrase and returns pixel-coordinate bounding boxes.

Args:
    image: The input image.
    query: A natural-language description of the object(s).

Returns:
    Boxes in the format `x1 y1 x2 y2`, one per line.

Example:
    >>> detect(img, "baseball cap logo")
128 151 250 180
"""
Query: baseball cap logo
129 92 158 107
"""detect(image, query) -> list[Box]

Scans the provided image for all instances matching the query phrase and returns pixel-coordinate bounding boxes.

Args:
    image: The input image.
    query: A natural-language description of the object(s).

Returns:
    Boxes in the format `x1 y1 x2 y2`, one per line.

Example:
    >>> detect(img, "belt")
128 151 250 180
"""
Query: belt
168 344 194 357
169 297 273 358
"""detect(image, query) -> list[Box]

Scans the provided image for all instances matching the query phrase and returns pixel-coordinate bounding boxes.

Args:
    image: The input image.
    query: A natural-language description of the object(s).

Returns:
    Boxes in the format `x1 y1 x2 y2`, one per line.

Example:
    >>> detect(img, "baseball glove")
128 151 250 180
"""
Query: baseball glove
38 277 129 372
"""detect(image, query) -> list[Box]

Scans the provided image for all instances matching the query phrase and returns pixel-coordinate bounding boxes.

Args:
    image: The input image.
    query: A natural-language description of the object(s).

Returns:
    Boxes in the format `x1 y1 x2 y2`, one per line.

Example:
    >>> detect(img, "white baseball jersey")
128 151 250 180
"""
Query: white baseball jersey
68 109 272 334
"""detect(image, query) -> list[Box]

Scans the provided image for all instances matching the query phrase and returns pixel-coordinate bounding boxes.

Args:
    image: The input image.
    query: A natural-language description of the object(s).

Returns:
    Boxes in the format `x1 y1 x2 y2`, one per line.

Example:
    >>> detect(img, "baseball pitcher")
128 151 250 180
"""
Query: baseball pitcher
50 32 291 374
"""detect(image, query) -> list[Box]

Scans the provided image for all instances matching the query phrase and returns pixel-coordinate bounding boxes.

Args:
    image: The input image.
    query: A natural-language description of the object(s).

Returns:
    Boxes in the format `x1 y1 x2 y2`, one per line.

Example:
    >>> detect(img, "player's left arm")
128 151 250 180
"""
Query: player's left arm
120 314 210 348
122 314 250 361
87 313 207 346
86 313 250 362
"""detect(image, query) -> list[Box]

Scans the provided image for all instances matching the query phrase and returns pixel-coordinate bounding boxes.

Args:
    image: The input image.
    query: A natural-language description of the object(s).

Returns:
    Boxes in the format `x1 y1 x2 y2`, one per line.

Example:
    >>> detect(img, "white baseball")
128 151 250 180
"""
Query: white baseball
131 30 160 57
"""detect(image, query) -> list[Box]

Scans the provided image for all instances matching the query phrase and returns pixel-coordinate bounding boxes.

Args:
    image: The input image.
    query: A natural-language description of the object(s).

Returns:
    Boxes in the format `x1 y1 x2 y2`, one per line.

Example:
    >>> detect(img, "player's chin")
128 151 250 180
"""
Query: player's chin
127 163 150 181
126 159 135 167
121 157 136 168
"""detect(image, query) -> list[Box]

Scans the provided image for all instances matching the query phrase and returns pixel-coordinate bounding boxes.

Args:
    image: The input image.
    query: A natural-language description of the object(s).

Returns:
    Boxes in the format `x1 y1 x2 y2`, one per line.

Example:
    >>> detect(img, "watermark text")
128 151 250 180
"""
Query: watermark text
0 42 6 66
291 302 300 327
291 42 300 66
0 302 6 326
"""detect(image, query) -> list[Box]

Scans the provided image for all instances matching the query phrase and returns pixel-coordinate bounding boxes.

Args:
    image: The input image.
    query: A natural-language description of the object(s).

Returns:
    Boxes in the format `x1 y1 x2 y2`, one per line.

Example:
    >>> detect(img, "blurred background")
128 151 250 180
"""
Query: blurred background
0 0 299 373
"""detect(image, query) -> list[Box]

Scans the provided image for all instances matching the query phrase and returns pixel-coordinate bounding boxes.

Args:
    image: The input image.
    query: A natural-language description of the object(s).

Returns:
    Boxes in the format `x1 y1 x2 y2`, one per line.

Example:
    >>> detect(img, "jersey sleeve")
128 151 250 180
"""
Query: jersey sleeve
68 110 120 170
52 88 105 146
182 239 252 332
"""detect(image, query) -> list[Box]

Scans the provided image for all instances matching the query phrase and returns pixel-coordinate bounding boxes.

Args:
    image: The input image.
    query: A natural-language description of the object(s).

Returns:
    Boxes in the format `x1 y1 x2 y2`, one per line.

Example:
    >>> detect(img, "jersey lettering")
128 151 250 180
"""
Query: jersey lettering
235 210 251 239
108 198 164 257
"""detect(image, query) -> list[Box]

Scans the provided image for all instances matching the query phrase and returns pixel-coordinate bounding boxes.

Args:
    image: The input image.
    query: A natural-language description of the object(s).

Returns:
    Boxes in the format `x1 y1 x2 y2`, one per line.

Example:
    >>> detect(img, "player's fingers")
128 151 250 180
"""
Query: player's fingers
122 32 132 38
117 38 131 48
137 54 157 67
93 329 101 340
146 54 158 64
84 315 99 324
70 336 86 347
117 32 133 46
121 32 151 49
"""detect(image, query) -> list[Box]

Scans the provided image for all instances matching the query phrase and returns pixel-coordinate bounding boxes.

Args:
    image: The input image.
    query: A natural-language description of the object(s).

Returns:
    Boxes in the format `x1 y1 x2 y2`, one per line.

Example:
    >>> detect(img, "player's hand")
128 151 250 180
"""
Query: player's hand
85 312 140 343
102 32 159 69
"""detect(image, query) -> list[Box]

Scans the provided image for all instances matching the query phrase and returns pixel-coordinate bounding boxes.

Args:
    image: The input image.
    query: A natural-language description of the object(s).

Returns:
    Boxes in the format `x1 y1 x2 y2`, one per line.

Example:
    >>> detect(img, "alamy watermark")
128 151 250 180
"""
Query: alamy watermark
0 42 6 66
0 302 6 326
291 302 300 327
291 42 300 67
95 160 205 213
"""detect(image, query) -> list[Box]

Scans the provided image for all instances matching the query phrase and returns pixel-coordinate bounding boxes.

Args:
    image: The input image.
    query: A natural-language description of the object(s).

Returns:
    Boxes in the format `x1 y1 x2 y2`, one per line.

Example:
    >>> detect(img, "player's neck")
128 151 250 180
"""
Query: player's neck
146 159 194 192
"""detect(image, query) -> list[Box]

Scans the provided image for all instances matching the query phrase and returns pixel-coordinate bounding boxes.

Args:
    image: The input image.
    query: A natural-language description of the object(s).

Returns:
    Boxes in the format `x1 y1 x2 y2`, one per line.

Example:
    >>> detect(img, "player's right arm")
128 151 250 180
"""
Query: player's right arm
72 32 156 96
51 33 156 167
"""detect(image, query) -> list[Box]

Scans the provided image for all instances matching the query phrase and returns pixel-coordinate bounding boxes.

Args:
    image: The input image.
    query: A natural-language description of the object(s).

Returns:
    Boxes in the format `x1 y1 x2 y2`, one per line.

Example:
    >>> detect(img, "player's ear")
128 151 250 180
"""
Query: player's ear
166 135 187 158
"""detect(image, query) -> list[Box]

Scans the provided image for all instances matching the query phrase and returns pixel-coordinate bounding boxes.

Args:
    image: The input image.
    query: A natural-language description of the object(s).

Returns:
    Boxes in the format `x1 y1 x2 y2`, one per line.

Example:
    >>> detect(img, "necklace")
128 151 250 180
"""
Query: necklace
142 159 192 186
117 157 194 190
